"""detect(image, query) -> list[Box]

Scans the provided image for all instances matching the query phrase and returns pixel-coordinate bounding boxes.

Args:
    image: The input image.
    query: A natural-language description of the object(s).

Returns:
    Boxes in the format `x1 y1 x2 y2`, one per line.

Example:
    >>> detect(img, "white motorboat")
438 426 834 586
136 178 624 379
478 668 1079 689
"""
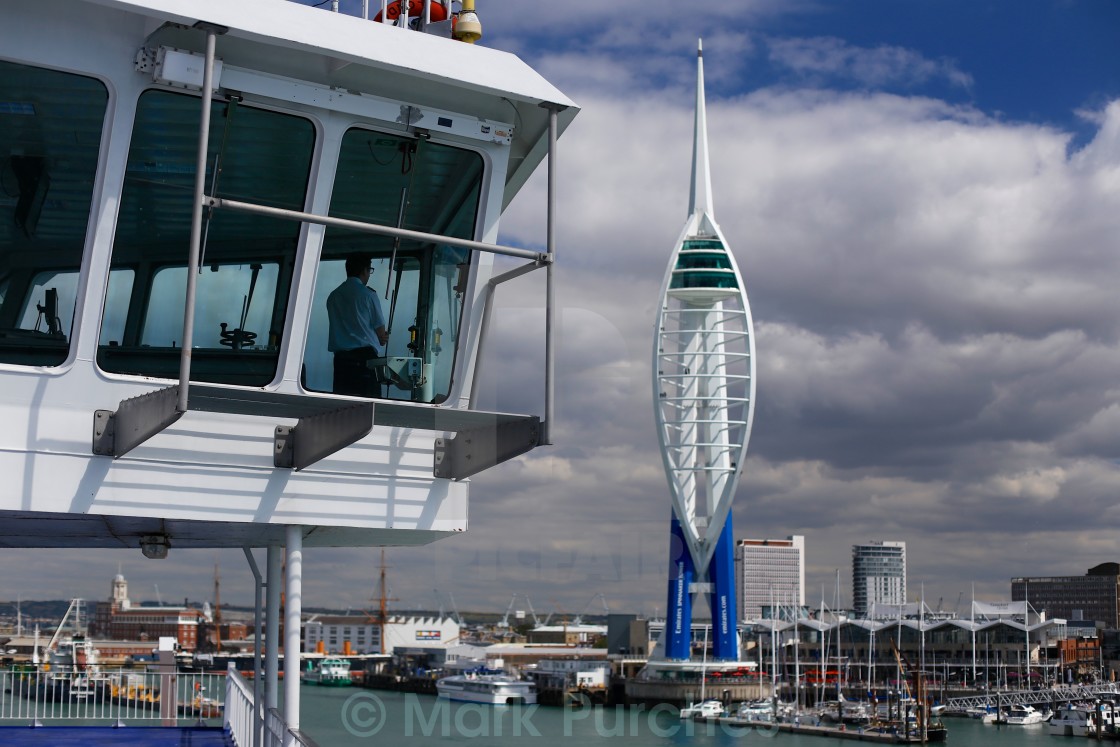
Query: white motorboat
1003 704 1051 725
679 699 725 720
736 700 775 721
818 699 873 725
1049 703 1112 737
436 674 537 705
965 704 998 723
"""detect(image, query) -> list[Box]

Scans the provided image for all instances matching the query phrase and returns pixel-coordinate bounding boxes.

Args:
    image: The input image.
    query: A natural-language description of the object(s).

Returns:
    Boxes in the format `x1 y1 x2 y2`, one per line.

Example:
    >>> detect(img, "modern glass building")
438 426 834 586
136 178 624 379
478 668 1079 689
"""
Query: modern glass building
852 541 907 617
1012 562 1120 627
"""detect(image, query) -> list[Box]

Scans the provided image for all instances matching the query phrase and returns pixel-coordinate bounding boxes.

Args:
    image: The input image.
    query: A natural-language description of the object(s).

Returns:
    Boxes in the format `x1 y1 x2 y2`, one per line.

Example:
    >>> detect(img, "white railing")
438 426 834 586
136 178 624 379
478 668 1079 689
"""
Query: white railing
225 667 256 745
226 670 322 747
0 666 226 725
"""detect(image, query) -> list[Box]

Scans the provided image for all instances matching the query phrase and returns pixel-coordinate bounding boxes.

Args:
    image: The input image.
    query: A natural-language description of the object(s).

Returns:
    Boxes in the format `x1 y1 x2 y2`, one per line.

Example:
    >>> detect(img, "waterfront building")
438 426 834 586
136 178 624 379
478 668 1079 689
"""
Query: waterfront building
748 605 1070 690
531 658 612 690
735 535 805 621
527 623 607 646
606 614 650 656
303 614 459 656
851 541 907 617
1011 562 1120 627
88 572 206 650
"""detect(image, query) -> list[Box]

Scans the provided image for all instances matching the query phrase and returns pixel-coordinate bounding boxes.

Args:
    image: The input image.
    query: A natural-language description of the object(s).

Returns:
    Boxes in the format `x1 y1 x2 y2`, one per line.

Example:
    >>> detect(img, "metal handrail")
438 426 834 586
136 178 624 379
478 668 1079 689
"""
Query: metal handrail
0 666 226 725
172 29 561 453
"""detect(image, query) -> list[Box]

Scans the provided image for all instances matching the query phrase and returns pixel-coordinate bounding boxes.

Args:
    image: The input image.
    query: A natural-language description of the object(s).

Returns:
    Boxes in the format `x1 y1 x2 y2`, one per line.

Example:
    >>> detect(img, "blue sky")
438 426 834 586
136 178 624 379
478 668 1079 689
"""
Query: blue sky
6 0 1120 623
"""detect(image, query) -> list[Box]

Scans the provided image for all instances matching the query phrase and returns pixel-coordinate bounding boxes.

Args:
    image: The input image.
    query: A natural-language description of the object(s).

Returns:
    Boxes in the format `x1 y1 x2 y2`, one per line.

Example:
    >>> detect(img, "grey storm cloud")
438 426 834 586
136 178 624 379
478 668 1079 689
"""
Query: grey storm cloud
5 6 1120 620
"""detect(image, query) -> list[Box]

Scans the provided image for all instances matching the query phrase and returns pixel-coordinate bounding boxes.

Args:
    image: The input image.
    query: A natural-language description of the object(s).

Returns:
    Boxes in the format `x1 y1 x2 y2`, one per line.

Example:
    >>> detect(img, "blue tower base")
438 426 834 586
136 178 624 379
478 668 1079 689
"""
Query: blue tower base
664 515 694 660
663 512 739 661
708 514 738 660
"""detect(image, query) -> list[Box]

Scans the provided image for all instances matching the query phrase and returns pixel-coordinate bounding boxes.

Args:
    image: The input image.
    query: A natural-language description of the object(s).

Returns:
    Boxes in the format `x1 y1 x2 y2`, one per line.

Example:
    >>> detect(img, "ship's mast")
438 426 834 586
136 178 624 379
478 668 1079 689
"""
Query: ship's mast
374 550 398 654
379 550 387 653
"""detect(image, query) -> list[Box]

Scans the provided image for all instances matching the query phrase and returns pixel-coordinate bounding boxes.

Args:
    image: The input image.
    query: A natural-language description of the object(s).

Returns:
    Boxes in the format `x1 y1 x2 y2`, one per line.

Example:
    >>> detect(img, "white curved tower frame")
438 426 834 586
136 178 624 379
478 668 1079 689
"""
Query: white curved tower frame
653 40 756 577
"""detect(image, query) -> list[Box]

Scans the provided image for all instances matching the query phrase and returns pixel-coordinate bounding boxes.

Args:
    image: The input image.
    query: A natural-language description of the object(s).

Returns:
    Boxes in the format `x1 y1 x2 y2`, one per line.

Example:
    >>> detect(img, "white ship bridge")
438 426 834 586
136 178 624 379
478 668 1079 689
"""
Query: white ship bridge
0 0 576 743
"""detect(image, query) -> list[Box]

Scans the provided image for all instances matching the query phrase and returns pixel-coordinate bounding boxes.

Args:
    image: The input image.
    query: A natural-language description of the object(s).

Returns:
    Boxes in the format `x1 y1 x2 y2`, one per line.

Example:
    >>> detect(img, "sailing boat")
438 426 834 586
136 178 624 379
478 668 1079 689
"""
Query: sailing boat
680 625 725 720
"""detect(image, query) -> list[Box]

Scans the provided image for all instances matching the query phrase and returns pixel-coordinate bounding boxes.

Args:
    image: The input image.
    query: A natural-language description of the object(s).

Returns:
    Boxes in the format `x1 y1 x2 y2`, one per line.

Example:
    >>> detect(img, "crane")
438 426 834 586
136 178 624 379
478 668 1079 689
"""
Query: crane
523 596 542 628
498 593 517 628
447 591 464 627
573 593 610 625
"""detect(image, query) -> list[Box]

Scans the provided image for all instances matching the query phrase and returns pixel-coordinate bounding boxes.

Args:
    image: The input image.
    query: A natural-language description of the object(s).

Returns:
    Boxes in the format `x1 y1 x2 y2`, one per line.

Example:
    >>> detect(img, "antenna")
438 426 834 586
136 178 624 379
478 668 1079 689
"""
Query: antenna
213 561 223 651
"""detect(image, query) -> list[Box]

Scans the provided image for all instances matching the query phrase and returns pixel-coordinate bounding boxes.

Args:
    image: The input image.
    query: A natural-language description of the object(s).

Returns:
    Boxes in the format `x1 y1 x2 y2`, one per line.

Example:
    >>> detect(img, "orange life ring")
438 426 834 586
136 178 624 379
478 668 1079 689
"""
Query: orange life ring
374 1 448 22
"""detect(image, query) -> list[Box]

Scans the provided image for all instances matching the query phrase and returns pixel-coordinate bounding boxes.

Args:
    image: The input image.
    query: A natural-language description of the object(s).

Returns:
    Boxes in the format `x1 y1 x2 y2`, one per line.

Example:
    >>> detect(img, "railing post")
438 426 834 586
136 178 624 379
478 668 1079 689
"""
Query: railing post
283 526 304 747
540 102 566 446
266 545 282 715
178 26 220 413
244 547 265 747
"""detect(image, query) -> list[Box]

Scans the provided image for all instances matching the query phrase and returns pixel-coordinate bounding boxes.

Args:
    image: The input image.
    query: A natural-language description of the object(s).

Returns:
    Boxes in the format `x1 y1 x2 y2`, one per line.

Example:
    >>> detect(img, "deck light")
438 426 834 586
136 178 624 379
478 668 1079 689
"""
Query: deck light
140 535 170 559
453 0 481 43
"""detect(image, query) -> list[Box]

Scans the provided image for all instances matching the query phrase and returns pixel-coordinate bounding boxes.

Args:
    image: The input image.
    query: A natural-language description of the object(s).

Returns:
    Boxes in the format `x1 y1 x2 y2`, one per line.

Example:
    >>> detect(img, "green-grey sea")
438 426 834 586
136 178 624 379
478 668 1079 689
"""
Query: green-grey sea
300 686 1057 745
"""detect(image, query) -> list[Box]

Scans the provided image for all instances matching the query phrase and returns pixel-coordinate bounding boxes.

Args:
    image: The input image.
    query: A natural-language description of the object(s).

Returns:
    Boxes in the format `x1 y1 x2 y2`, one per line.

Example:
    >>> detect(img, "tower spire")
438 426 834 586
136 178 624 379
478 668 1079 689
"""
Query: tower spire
688 39 714 219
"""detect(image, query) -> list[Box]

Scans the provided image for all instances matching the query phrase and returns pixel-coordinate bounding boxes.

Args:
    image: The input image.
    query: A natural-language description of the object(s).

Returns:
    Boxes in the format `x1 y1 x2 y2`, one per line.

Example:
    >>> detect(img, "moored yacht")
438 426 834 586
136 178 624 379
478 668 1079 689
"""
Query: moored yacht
1049 702 1112 737
679 699 725 720
735 700 775 721
1003 704 1051 725
965 704 999 723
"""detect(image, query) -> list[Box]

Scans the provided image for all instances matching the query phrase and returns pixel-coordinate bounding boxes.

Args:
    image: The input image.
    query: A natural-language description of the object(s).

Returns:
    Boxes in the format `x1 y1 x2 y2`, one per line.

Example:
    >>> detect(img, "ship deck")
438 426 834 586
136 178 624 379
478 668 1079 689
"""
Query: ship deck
0 726 233 746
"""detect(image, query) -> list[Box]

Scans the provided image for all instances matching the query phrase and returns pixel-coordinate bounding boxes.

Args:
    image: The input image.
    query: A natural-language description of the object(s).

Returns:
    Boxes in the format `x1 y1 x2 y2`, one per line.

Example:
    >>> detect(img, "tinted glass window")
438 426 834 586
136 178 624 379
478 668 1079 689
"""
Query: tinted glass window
0 62 108 366
304 129 480 403
99 91 314 385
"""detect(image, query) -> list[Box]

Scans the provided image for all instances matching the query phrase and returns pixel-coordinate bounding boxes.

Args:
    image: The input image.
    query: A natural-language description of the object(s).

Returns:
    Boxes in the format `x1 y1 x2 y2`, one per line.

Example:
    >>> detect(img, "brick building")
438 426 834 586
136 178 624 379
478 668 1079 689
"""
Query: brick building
87 573 206 651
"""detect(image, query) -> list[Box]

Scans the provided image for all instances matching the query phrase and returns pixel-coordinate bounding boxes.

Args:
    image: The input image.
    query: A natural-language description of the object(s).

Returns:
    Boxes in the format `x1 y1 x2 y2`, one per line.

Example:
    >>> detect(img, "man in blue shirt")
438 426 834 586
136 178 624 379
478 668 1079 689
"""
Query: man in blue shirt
326 252 389 396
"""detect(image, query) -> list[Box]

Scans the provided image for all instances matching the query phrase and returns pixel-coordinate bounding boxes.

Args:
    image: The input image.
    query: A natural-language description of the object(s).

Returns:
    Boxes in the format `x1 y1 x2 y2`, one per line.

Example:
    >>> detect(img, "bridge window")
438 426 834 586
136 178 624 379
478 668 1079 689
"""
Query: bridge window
302 127 481 403
0 61 108 366
98 90 314 385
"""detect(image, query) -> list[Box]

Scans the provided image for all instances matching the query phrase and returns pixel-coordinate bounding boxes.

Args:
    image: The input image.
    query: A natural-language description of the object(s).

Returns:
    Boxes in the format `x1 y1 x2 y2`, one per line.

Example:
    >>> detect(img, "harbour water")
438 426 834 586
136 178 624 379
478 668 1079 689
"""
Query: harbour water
299 686 1060 746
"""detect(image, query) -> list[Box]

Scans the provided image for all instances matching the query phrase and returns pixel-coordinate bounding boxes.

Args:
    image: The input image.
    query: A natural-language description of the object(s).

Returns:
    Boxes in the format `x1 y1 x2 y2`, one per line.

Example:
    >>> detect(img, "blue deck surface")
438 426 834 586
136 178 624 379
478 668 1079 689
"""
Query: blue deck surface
0 726 233 745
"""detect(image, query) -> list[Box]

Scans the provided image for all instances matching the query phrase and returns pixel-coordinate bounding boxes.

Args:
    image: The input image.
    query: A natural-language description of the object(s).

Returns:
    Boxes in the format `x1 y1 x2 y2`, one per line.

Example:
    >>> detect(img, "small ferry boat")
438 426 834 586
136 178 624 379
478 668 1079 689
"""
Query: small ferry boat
303 657 353 686
436 673 537 705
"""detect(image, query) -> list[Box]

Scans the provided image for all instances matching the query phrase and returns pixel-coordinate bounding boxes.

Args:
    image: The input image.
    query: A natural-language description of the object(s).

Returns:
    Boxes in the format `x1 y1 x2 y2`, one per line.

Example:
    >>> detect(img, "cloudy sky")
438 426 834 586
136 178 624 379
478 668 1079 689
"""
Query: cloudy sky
5 0 1120 624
